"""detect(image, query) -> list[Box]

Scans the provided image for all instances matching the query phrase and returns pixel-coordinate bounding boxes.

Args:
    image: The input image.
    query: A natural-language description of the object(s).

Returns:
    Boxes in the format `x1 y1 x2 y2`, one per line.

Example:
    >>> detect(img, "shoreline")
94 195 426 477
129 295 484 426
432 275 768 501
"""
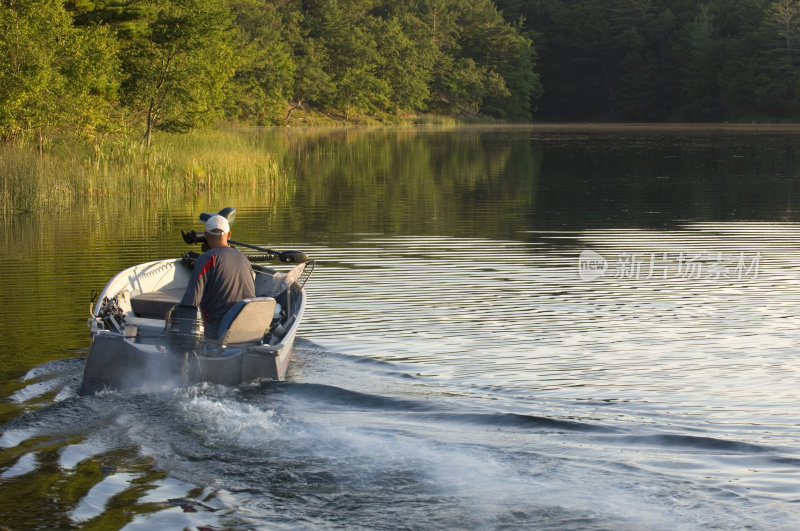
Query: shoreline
4 123 800 215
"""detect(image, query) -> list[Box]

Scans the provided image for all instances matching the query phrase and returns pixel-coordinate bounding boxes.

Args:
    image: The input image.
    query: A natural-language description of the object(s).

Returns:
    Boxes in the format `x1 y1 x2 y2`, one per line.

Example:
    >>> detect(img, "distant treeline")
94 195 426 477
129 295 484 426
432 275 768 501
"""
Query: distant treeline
0 0 538 144
497 0 800 122
2 0 799 145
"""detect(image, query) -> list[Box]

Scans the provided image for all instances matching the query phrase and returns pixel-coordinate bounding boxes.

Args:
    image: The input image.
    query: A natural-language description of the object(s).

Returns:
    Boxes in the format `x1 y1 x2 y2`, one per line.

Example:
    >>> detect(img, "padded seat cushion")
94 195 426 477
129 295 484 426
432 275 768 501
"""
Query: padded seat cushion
130 288 185 319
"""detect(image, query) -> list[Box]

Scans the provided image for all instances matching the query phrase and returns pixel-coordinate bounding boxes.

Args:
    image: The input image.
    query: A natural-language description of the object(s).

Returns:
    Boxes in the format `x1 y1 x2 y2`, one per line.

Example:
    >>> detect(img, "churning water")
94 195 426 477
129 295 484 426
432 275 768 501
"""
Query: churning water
2 126 800 529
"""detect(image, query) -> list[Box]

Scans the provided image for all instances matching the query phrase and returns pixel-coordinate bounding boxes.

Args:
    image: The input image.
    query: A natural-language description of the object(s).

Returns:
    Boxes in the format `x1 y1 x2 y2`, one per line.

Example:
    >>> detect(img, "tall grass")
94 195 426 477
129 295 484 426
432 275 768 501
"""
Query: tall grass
0 129 285 215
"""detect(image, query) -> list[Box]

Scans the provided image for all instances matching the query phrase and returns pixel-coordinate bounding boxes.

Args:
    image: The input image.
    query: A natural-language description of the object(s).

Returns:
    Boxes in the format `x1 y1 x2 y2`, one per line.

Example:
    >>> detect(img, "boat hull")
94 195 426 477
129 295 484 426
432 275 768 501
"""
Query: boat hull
80 332 294 394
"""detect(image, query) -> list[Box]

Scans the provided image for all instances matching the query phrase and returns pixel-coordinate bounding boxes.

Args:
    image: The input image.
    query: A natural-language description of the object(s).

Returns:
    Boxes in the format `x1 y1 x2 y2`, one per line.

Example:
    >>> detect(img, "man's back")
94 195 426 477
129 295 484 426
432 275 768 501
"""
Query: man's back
181 246 255 338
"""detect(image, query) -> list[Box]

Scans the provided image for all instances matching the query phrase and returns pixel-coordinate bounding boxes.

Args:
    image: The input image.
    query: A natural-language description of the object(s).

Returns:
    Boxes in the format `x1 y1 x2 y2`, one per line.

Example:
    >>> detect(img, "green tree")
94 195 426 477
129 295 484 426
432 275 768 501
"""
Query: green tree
226 0 300 125
119 0 236 146
406 0 539 117
606 1 679 120
292 36 334 114
678 4 724 119
757 0 800 116
304 0 390 119
689 0 765 119
457 0 540 119
0 0 119 142
513 0 616 120
374 14 437 114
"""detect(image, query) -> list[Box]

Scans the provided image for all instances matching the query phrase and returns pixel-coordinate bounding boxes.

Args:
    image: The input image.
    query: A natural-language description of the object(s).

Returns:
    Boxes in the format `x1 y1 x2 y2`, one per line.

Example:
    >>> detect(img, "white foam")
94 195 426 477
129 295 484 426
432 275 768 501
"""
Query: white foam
9 380 60 403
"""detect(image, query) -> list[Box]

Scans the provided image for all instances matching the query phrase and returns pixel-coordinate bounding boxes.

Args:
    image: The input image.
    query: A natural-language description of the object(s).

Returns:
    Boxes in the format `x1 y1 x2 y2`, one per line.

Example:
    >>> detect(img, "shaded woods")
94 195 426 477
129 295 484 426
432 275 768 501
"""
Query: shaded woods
498 0 800 122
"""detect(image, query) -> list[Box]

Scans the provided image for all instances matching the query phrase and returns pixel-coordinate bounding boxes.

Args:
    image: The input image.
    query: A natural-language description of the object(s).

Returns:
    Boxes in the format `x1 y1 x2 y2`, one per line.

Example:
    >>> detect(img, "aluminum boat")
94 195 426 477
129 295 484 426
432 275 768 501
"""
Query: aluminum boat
79 209 312 395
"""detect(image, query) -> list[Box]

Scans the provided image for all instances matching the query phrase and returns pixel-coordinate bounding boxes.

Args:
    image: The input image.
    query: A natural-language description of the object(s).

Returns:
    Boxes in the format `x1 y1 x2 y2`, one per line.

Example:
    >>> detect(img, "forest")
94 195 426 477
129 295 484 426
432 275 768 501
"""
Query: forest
2 0 800 143
497 0 800 122
0 0 538 144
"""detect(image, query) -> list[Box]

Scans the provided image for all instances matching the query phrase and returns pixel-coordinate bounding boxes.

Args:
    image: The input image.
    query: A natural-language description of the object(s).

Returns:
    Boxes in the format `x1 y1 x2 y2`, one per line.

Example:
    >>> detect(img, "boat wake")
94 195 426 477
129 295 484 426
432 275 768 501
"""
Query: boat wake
8 356 84 405
2 341 800 529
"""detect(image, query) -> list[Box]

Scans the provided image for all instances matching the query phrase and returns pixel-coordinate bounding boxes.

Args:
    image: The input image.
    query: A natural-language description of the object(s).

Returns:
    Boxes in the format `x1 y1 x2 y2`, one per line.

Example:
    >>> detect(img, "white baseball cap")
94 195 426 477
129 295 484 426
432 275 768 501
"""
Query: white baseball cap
205 214 230 235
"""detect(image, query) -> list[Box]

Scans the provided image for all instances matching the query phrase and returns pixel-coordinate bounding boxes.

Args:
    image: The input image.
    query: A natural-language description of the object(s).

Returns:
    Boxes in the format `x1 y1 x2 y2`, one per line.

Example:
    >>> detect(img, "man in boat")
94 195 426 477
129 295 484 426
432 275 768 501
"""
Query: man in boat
180 214 255 339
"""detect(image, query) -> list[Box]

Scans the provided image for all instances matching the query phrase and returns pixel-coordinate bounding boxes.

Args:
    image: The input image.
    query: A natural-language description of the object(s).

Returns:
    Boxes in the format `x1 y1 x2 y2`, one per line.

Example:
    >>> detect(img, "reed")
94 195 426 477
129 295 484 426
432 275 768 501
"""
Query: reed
0 129 284 215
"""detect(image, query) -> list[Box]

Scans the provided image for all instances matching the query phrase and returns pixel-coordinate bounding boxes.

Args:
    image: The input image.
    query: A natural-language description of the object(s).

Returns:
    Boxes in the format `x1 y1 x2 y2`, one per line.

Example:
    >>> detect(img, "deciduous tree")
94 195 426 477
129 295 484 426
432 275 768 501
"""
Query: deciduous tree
226 0 298 125
0 0 119 142
119 0 236 146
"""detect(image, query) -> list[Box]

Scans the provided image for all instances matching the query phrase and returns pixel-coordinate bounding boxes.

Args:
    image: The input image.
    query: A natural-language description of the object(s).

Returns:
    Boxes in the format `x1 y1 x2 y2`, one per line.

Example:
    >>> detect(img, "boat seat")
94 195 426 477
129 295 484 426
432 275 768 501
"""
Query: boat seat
130 288 185 319
217 297 276 345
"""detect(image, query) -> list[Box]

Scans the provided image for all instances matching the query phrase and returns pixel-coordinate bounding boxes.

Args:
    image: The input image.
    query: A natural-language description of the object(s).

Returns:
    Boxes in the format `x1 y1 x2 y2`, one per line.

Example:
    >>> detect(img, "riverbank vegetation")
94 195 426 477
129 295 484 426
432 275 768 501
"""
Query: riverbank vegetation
0 129 287 214
4 0 800 213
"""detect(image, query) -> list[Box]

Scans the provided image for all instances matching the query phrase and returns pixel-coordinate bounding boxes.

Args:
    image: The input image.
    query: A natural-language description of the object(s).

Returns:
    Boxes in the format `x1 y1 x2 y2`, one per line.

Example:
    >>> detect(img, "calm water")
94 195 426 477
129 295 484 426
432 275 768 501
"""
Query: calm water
1 125 800 529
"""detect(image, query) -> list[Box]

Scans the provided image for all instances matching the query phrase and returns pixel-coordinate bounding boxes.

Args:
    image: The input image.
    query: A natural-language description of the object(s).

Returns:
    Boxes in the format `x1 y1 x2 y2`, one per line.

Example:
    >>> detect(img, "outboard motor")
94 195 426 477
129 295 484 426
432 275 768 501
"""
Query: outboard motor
165 304 205 351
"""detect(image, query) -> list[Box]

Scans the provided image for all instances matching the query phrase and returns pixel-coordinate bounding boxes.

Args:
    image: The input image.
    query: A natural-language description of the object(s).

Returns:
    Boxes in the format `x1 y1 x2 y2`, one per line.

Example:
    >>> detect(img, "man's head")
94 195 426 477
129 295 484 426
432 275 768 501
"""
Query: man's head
204 214 231 247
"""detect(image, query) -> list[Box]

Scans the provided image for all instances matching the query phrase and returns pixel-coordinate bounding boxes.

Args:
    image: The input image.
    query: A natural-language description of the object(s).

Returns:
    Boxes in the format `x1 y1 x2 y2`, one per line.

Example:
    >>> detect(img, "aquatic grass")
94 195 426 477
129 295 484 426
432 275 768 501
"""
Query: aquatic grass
0 143 80 213
0 129 285 216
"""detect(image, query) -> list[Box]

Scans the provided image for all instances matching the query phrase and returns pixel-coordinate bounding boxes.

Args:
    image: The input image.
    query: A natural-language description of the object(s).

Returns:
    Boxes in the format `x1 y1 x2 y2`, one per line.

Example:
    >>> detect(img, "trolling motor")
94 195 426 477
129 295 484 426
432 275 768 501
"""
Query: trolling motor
181 207 309 263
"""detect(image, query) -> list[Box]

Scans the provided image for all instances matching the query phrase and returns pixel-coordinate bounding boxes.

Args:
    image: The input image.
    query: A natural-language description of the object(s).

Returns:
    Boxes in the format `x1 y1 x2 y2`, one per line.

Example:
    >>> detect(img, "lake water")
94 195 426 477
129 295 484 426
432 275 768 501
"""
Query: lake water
1 125 800 529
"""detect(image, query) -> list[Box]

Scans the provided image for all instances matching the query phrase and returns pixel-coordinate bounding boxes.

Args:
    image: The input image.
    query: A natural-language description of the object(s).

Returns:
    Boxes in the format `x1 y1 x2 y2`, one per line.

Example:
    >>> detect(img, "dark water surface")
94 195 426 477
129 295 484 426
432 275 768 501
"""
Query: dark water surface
2 125 800 529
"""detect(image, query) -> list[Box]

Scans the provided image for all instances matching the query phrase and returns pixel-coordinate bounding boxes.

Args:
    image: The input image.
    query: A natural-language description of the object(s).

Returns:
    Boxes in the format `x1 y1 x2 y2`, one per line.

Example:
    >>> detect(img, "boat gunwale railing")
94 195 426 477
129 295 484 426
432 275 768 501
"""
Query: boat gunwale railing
131 260 180 295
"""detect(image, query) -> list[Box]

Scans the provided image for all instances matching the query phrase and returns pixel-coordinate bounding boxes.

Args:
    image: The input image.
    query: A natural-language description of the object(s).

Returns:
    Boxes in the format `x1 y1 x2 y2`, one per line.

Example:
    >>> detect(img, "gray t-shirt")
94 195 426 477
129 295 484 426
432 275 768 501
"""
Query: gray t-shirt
181 246 255 338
